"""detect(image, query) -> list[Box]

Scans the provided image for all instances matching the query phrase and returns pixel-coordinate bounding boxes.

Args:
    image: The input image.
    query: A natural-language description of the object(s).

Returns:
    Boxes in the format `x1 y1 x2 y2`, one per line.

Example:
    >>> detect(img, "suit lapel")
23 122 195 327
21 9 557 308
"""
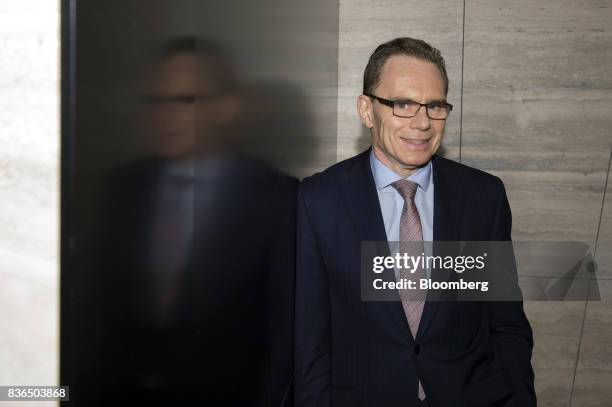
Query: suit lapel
416 155 463 341
431 155 462 242
340 149 413 340
340 149 388 246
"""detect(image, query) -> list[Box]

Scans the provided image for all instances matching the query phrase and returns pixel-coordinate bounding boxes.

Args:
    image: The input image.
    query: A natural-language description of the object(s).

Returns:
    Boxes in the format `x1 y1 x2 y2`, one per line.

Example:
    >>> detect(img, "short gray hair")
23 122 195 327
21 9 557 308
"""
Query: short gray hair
363 37 448 96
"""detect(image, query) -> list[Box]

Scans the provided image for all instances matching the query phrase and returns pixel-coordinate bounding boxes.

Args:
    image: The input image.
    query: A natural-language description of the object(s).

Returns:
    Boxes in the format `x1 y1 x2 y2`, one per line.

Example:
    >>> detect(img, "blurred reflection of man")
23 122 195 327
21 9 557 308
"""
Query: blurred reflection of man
138 37 243 327
295 37 535 407
80 37 297 406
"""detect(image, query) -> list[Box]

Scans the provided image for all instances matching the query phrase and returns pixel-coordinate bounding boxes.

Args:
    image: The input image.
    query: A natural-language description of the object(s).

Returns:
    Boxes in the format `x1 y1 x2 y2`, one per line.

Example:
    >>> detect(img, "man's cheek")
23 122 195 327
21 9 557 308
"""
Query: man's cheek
377 118 393 141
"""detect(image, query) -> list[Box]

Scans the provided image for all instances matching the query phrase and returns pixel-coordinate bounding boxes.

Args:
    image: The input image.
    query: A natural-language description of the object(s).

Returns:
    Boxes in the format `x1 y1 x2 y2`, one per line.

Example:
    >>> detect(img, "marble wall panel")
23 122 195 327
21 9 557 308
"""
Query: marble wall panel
461 0 612 243
523 300 585 406
461 0 612 151
571 296 612 407
0 272 56 407
531 331 582 407
0 0 59 396
463 147 609 244
460 1 612 405
337 0 464 162
593 154 612 294
571 160 612 406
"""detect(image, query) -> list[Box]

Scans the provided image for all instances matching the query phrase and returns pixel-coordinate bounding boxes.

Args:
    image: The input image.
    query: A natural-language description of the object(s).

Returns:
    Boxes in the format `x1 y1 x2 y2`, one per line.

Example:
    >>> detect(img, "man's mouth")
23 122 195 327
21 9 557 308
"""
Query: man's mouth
400 137 432 150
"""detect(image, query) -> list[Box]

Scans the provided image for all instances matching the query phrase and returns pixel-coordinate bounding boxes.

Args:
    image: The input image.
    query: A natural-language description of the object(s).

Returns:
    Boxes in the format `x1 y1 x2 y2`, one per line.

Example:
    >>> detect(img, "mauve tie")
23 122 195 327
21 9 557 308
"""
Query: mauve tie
392 179 426 401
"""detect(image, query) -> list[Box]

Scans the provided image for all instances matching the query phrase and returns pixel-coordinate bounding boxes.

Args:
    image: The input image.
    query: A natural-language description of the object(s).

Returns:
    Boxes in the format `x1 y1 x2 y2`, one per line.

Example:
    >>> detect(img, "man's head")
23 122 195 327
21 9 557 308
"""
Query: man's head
357 37 451 177
144 36 242 159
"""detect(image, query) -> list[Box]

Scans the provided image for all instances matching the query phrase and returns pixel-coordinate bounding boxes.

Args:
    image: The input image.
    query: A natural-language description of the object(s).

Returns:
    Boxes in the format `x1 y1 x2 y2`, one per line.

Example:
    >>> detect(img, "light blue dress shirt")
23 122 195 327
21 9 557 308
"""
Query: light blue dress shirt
369 150 434 242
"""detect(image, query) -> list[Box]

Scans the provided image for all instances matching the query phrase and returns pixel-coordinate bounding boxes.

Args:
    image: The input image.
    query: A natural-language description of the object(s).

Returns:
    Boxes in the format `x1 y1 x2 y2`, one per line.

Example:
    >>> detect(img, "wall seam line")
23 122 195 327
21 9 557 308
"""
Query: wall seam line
458 0 466 163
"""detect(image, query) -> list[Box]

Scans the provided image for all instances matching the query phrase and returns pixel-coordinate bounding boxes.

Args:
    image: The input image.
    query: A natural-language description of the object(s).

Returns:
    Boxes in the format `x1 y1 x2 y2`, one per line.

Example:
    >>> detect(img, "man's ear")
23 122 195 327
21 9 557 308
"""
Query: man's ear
357 95 374 129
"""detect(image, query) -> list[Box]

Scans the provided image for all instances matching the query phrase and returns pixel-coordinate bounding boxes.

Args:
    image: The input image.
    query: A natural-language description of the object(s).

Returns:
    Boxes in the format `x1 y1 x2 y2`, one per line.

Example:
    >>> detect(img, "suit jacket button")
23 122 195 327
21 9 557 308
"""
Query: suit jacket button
414 344 420 354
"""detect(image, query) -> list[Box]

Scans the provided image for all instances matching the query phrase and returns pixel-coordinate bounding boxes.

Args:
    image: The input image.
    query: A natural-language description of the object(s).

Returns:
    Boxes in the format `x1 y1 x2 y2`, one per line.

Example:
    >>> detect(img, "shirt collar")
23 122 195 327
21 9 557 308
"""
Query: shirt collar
370 149 432 192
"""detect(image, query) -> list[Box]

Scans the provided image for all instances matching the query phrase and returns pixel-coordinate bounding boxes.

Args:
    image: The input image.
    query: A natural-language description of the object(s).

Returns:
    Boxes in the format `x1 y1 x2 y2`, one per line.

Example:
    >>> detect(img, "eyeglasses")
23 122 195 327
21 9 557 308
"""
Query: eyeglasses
365 94 453 120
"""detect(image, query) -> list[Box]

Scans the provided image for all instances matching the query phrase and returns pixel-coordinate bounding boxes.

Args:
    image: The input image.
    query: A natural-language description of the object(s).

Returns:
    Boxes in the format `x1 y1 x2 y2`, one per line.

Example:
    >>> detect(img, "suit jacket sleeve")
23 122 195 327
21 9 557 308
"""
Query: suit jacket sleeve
487 178 537 406
294 184 331 407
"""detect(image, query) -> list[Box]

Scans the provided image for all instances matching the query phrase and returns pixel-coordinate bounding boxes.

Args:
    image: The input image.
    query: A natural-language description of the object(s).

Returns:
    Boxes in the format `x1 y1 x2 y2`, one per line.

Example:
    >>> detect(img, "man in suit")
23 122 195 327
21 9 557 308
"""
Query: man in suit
295 37 535 406
68 37 297 406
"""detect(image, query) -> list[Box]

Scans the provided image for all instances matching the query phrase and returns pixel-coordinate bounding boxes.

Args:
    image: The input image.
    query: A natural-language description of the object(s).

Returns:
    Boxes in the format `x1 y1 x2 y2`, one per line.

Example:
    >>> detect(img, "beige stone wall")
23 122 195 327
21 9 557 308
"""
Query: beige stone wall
338 1 612 406
0 0 59 405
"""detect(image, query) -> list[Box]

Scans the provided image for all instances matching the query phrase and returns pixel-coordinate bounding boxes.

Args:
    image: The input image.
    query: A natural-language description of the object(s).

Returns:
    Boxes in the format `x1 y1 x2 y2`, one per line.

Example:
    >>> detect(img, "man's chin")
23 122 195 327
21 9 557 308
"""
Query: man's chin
399 152 434 169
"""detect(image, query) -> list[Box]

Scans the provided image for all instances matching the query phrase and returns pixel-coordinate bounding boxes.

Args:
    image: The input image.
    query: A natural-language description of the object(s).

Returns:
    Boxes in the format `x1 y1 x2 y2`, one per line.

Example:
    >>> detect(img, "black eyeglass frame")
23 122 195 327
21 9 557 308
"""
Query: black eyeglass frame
364 93 453 120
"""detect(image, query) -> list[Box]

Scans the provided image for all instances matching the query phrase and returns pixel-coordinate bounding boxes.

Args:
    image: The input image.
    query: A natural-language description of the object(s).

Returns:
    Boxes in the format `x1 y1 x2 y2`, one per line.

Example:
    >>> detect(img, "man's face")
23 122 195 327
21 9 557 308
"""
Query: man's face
145 53 238 159
358 55 447 176
144 53 198 158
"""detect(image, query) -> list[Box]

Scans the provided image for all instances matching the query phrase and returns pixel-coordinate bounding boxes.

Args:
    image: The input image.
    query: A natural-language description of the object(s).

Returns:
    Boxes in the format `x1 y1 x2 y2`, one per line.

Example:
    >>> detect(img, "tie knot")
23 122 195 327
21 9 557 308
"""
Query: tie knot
392 179 418 200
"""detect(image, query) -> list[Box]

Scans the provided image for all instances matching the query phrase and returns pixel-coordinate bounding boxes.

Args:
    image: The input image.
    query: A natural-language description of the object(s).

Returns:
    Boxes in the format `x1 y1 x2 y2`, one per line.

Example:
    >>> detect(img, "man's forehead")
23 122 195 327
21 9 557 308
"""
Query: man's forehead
376 54 445 97
150 54 218 93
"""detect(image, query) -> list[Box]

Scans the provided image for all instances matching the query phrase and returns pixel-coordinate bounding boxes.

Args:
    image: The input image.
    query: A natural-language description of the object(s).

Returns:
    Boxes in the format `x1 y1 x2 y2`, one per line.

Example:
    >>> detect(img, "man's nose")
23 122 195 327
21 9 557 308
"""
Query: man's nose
409 105 431 130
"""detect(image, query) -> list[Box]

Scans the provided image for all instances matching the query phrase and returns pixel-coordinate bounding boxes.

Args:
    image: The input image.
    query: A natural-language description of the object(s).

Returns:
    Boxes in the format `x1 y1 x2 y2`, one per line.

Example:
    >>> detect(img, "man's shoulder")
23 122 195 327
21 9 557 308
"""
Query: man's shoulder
300 149 368 196
434 155 504 187
433 155 507 202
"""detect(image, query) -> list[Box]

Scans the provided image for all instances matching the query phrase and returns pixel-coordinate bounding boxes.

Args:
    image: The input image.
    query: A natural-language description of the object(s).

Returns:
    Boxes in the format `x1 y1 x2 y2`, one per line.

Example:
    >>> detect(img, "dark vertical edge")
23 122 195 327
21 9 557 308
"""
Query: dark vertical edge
568 290 588 407
593 147 612 259
568 150 611 407
568 146 612 405
458 0 466 163
60 0 76 402
334 0 340 165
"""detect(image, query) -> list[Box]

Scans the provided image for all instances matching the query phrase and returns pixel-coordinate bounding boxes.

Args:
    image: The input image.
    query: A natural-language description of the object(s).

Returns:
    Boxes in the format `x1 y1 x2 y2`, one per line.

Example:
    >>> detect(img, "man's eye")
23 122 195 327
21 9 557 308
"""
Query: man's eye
428 104 443 111
396 102 416 110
